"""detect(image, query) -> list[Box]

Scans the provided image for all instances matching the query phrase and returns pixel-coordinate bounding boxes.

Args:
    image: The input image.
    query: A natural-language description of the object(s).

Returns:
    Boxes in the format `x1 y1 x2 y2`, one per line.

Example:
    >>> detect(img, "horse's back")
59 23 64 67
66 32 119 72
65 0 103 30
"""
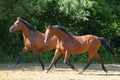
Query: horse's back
74 34 99 43
79 35 101 52
67 34 101 54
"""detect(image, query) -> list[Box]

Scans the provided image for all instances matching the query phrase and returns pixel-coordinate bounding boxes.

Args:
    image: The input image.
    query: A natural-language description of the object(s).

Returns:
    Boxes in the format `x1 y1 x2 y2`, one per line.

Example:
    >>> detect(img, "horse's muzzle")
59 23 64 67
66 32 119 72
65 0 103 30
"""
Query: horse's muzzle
9 27 14 32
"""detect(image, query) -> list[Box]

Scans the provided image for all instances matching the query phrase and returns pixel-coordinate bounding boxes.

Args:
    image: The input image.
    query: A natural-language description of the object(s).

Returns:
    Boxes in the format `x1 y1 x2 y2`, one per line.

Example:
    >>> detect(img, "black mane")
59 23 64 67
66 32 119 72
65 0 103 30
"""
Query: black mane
21 20 35 31
52 25 70 35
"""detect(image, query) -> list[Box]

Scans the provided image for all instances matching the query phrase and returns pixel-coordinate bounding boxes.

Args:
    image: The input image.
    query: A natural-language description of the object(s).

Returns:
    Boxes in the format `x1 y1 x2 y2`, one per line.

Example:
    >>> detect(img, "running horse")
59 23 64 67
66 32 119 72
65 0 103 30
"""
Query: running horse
44 25 117 73
9 17 57 70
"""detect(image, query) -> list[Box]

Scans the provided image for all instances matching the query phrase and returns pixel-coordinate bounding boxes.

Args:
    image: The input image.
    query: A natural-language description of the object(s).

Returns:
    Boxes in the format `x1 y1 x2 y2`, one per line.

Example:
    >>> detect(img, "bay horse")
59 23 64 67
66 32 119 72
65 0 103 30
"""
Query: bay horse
44 25 117 73
9 17 58 70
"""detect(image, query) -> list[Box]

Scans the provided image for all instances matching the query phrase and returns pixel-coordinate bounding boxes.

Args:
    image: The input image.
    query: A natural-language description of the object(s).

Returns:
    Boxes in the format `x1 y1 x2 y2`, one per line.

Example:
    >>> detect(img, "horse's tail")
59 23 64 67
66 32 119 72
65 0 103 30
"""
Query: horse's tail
99 37 117 60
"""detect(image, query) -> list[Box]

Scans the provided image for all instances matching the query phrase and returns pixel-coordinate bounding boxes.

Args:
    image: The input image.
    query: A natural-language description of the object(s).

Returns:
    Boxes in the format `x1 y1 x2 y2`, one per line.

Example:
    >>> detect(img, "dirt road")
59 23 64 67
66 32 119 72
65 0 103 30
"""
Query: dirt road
0 63 119 80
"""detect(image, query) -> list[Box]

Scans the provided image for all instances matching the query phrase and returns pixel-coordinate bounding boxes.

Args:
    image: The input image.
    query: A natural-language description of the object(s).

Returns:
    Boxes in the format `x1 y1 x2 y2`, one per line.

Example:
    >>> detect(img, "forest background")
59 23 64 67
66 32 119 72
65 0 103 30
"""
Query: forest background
0 0 119 63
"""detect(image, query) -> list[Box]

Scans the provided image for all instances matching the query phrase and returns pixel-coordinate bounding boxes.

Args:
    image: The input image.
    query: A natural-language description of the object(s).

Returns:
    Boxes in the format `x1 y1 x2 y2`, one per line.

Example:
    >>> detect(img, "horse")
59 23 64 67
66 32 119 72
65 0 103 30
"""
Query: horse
44 25 117 73
9 17 58 70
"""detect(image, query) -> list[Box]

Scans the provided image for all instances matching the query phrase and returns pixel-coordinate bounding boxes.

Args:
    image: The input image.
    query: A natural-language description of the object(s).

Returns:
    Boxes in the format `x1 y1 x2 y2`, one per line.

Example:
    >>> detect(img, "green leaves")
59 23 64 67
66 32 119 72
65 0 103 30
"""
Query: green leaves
0 0 119 63
58 0 95 21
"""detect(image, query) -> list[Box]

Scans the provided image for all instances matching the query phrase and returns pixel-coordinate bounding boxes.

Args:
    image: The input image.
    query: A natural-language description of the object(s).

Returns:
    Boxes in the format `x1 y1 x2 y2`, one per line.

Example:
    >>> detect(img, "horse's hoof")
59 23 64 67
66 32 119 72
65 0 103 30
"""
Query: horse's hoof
104 70 108 73
72 65 78 71
42 67 45 71
79 70 84 74
44 69 49 73
79 72 83 74
73 67 79 71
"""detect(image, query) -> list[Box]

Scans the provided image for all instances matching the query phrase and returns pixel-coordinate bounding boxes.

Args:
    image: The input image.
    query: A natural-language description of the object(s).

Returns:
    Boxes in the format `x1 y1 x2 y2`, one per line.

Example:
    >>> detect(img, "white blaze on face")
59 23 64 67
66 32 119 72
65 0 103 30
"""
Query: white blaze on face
46 29 50 36
44 29 51 44
14 20 19 27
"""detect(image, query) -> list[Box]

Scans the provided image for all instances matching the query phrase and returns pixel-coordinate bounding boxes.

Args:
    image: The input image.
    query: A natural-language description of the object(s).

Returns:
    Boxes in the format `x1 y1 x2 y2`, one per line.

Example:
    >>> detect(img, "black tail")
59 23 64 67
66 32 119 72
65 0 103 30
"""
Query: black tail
99 37 117 60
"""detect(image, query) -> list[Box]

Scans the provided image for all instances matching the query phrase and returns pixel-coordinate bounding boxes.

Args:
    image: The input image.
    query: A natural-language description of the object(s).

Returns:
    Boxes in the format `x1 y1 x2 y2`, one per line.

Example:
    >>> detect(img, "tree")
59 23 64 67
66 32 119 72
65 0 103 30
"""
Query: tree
0 0 119 63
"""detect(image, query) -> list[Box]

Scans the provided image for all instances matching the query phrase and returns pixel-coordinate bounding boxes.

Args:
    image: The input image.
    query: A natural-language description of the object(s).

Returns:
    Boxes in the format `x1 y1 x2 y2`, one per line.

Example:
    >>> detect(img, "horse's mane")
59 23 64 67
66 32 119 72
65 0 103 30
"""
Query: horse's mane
52 25 71 35
21 20 35 31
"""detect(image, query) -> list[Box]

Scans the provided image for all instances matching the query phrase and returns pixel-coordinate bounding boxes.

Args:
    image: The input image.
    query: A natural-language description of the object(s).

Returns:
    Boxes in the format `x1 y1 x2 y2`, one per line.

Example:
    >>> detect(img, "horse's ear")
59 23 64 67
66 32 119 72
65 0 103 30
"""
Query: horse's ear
45 25 52 29
17 17 21 21
48 25 52 28
49 25 52 28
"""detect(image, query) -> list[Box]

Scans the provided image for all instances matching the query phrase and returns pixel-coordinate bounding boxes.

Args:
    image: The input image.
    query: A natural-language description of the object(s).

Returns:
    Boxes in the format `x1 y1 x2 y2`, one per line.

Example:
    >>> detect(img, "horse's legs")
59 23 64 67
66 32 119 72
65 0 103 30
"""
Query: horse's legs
80 52 93 74
16 51 24 64
95 53 107 73
81 60 92 72
64 59 78 71
16 47 28 64
33 50 45 70
53 54 62 68
64 51 78 71
45 49 61 72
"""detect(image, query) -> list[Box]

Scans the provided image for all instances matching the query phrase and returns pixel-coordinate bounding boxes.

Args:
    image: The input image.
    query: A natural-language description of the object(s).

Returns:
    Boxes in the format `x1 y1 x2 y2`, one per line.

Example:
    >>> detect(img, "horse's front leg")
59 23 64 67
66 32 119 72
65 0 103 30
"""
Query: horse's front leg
53 54 63 68
16 47 28 64
16 51 23 64
45 49 61 73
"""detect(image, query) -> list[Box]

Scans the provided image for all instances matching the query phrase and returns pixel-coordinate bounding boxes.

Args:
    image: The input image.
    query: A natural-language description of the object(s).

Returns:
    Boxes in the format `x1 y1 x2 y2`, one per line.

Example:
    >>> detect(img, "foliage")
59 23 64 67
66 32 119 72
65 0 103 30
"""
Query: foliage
58 0 95 21
0 0 119 63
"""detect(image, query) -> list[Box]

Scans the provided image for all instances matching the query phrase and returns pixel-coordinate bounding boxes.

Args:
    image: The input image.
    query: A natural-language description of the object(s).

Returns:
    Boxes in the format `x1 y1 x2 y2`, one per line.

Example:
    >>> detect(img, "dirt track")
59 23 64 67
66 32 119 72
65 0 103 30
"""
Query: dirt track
0 63 120 80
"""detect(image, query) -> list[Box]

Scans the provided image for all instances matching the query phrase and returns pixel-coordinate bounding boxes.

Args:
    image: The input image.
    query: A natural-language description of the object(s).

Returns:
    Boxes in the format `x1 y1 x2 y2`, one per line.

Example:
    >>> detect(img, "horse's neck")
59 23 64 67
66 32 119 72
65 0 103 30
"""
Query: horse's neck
56 30 70 41
21 27 32 39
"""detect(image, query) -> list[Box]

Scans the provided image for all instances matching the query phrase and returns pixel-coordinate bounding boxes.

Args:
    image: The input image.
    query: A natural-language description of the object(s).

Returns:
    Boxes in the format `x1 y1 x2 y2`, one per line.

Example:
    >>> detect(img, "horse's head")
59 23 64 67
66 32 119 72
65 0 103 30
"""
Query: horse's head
44 25 55 44
9 17 23 32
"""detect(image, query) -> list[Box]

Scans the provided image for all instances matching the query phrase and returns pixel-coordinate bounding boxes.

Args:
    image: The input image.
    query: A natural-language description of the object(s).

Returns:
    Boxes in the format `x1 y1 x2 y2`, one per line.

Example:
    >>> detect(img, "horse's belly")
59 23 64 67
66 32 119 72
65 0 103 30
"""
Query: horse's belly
70 46 88 54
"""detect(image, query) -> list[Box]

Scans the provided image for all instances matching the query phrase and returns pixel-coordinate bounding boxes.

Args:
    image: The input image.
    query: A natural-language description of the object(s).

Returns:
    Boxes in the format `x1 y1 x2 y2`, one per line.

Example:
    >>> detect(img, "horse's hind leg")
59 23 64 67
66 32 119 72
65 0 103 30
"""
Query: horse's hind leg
64 51 78 71
64 59 78 71
37 56 45 70
81 60 92 73
33 50 45 70
95 53 107 73
79 52 94 74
